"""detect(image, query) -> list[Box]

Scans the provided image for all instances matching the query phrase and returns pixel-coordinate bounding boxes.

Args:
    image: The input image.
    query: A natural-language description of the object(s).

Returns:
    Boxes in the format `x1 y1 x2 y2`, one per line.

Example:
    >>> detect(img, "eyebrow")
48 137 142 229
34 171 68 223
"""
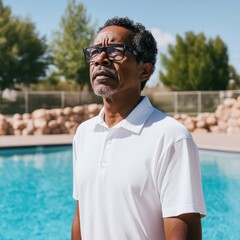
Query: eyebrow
90 43 126 47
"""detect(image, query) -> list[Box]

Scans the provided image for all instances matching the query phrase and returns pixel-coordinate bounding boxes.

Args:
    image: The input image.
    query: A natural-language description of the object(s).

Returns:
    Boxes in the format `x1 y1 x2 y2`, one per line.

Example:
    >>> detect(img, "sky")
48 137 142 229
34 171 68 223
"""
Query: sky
4 0 240 87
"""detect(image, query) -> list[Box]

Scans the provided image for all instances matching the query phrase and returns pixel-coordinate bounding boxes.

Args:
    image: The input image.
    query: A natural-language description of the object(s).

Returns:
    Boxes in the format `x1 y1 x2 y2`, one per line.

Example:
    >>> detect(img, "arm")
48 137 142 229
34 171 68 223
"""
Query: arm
71 201 81 240
164 213 202 240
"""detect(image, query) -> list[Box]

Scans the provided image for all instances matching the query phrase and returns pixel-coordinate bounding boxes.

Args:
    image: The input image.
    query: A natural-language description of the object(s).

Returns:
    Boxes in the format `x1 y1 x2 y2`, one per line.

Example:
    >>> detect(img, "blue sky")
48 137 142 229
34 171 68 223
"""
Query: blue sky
4 0 240 86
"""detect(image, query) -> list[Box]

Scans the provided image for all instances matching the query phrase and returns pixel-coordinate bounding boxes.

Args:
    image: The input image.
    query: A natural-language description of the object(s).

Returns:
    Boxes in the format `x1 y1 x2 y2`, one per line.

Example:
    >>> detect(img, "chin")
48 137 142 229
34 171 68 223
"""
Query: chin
93 85 118 98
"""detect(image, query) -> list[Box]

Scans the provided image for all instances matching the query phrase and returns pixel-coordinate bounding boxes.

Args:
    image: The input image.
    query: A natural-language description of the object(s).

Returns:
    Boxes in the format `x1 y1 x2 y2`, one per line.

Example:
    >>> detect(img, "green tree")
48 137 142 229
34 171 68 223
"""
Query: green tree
0 0 49 90
51 0 95 90
228 65 240 89
159 32 229 90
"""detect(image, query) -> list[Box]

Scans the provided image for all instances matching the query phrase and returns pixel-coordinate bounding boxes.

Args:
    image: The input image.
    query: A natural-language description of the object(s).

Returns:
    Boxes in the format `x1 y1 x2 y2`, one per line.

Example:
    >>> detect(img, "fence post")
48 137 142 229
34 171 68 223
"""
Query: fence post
25 91 29 113
174 92 178 114
61 91 65 108
198 91 201 114
219 91 224 104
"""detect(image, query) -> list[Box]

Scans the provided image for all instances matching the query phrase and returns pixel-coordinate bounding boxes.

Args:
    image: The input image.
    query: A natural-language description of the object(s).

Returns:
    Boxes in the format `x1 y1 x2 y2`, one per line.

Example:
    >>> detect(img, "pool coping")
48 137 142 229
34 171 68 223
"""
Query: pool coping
0 133 239 153
192 132 239 153
0 134 74 149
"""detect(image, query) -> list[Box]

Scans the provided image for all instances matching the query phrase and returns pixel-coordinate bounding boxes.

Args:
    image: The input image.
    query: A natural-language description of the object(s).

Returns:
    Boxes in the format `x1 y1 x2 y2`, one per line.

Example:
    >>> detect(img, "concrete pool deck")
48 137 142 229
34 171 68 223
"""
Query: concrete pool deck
0 132 239 153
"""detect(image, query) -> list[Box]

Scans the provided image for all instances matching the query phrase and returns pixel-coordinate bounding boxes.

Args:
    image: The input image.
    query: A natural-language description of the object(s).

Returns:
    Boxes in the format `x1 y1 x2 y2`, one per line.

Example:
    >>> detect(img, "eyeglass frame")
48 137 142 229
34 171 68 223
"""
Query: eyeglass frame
82 44 138 63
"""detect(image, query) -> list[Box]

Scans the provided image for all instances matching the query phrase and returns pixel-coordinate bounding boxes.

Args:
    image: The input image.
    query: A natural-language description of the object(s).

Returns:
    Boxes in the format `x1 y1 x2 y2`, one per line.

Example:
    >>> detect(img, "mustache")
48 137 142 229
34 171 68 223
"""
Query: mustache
92 66 116 81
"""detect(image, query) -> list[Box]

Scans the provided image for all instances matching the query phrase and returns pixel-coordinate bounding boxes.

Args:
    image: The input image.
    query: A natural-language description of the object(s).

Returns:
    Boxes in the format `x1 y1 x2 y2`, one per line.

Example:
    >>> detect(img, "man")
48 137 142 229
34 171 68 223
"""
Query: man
71 17 206 240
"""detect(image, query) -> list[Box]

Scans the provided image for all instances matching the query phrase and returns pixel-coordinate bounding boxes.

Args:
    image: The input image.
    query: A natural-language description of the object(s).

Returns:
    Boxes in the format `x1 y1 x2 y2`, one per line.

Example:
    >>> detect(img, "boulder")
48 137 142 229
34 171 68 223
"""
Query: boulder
22 113 31 120
217 120 228 132
230 108 240 118
215 106 230 121
32 108 47 118
223 98 236 107
193 128 208 133
48 120 59 129
34 126 50 135
206 115 217 126
12 113 22 120
22 127 34 136
226 126 240 134
196 120 207 129
0 119 9 135
33 118 48 129
209 125 221 133
63 107 72 116
87 103 99 115
72 106 85 114
12 120 26 130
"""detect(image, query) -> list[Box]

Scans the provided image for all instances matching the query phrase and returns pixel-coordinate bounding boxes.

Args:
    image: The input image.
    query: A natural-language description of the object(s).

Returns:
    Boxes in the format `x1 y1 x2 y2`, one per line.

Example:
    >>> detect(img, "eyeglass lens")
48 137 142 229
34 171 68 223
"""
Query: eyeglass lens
86 45 125 62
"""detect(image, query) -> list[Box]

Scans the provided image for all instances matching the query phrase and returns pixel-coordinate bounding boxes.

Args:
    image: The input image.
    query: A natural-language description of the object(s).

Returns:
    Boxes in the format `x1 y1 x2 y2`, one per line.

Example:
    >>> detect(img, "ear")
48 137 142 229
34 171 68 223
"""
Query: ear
138 62 154 82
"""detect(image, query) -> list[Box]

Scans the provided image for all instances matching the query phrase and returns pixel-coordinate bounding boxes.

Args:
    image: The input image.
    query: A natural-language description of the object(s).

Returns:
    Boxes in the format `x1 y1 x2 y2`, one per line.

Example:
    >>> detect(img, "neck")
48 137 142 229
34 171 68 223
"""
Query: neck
102 93 143 128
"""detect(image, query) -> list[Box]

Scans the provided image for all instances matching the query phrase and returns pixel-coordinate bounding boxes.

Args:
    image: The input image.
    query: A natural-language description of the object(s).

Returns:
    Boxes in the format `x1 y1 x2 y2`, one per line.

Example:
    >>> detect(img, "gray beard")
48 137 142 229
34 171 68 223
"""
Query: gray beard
93 85 118 98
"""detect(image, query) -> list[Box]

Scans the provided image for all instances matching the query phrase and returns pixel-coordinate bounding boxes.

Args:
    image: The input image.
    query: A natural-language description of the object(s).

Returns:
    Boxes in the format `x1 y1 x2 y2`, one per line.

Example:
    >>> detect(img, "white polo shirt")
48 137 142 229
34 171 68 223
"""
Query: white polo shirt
73 96 206 240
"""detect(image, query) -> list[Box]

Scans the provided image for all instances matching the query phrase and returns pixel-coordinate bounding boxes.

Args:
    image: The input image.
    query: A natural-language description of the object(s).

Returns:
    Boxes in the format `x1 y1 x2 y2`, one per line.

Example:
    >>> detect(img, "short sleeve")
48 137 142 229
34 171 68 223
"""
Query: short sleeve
158 138 206 218
72 135 79 200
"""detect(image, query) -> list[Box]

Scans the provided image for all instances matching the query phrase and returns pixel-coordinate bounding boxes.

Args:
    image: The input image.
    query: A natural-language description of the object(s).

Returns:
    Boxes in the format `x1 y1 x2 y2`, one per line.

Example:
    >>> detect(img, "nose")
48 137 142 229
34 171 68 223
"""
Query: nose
94 51 111 66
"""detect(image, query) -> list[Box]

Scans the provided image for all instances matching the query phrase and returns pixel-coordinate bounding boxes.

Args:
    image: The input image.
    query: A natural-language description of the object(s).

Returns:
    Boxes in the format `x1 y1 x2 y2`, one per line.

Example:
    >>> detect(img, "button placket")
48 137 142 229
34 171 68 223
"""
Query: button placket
100 131 113 167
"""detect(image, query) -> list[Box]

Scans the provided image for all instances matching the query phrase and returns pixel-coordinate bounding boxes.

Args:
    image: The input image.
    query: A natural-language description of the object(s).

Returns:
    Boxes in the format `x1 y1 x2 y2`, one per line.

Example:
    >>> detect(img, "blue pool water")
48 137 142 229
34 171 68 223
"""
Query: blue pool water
200 150 240 240
0 146 239 240
0 146 74 240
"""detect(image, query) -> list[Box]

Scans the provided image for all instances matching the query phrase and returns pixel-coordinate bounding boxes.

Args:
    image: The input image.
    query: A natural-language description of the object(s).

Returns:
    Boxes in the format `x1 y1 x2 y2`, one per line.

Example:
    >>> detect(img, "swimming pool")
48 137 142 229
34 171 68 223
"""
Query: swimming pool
0 146 239 239
200 150 240 240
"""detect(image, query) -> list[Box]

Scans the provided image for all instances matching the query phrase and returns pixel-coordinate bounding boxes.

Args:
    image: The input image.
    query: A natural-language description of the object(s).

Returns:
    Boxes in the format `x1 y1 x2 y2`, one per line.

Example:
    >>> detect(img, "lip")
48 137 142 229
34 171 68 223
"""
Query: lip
92 70 116 81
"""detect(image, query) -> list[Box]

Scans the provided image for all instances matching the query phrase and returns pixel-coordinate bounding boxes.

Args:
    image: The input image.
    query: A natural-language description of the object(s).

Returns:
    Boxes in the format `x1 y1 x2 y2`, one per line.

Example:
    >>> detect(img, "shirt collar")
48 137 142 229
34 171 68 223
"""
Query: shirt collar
93 96 155 134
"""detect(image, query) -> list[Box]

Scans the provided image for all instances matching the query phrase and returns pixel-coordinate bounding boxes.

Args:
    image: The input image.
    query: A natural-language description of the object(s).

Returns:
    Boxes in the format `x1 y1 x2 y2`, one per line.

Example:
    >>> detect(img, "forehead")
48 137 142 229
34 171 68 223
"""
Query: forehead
94 26 135 46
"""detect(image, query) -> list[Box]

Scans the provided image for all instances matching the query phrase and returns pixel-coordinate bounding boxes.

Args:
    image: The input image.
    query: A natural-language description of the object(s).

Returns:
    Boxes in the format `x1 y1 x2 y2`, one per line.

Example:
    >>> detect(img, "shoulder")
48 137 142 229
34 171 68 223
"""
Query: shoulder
148 108 192 142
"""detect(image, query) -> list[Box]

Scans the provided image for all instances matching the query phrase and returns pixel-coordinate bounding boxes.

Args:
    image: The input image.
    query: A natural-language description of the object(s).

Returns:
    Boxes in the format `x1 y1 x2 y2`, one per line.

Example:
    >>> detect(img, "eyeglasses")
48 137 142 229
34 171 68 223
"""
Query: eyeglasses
83 44 138 63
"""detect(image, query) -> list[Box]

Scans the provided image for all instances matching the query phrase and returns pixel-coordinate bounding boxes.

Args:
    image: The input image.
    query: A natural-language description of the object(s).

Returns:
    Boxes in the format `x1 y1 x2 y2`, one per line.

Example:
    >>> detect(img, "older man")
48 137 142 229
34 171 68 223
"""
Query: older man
71 17 206 240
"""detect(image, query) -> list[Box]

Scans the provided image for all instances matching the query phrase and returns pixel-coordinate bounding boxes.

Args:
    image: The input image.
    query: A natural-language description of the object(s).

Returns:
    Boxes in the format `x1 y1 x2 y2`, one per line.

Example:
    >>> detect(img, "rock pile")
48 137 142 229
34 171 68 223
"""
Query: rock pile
173 96 240 134
0 103 102 136
1 96 240 136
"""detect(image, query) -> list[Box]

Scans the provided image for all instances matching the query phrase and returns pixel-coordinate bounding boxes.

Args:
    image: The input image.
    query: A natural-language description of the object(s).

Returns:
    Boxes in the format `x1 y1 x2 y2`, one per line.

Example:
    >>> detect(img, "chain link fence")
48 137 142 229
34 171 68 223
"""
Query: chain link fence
145 89 240 115
0 89 240 116
0 91 102 115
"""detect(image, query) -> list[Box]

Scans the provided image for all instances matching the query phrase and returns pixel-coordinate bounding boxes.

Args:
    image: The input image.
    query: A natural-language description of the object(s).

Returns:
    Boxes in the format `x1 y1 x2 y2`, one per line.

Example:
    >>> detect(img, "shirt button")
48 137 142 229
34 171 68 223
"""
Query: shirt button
101 159 107 167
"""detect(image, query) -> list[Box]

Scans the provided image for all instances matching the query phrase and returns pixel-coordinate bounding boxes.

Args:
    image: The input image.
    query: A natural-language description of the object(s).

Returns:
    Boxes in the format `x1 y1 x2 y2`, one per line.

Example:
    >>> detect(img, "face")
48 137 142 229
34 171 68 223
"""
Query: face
89 26 143 98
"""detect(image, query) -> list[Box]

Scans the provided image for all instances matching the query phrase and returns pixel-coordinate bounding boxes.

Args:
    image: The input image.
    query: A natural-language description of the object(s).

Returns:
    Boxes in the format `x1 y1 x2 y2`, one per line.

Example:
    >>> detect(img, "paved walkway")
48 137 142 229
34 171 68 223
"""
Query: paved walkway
0 134 74 148
192 132 239 152
0 133 239 153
